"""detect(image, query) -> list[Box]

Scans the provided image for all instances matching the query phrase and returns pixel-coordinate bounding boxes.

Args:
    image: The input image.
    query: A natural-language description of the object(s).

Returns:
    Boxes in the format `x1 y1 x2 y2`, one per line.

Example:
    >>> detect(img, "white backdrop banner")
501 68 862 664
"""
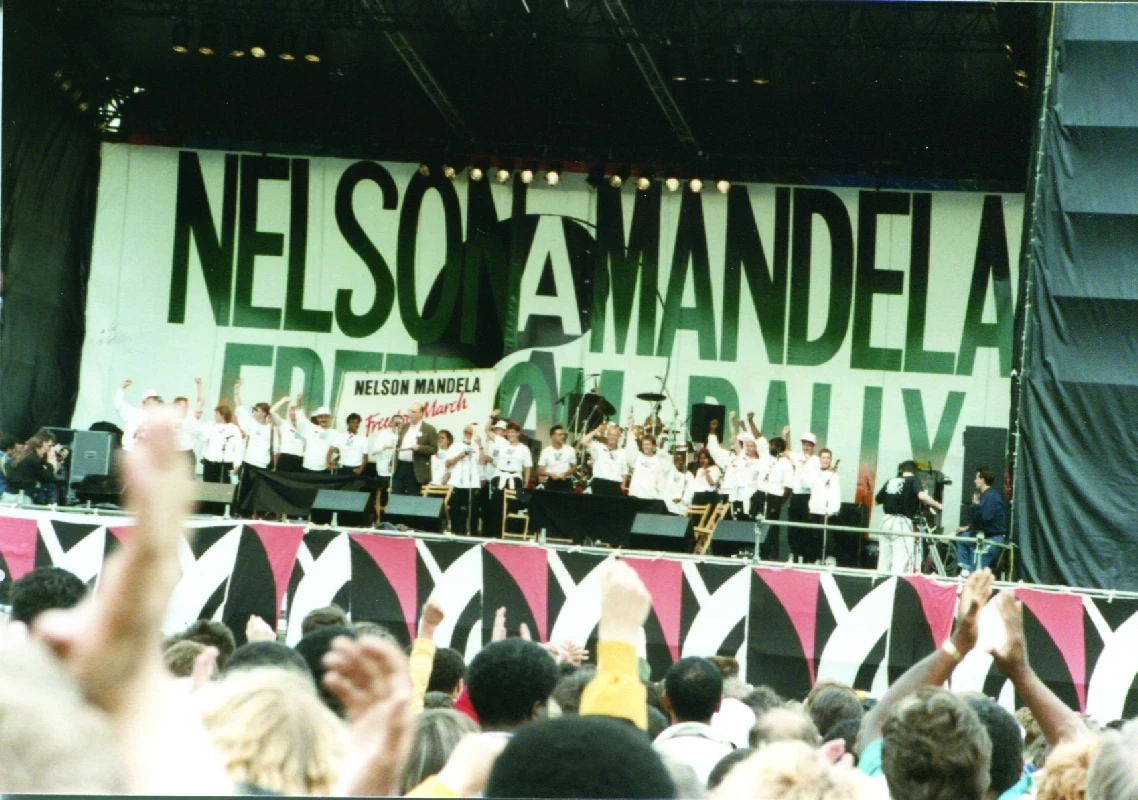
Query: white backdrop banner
74 143 1024 526
334 368 496 436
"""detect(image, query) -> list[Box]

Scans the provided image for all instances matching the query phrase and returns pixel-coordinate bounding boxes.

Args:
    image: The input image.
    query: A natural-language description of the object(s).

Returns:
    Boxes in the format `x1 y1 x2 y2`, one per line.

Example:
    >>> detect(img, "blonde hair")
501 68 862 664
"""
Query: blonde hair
714 740 869 800
197 668 348 795
1037 735 1099 800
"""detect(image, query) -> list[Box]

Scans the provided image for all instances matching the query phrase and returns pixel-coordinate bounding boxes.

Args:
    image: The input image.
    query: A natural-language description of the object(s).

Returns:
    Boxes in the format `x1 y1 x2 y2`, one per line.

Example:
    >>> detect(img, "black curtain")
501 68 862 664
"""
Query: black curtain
0 1 100 439
1014 4 1138 590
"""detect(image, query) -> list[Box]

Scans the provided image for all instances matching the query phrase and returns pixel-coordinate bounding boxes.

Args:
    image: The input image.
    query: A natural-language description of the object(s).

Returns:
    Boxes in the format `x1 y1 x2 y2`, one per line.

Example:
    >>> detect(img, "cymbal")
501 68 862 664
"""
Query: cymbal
636 392 667 402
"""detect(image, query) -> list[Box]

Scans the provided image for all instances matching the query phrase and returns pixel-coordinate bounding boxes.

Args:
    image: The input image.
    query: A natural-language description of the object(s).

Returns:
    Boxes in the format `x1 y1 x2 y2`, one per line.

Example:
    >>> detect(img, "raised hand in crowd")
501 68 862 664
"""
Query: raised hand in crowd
245 614 276 644
418 596 445 641
120 377 132 389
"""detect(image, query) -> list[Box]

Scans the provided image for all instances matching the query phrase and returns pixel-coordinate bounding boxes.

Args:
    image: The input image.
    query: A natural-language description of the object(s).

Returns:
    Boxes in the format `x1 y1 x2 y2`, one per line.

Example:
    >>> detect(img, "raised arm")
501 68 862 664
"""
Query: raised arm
746 411 761 440
232 378 244 410
269 395 290 425
988 590 1086 745
193 377 205 417
580 560 650 729
861 569 993 743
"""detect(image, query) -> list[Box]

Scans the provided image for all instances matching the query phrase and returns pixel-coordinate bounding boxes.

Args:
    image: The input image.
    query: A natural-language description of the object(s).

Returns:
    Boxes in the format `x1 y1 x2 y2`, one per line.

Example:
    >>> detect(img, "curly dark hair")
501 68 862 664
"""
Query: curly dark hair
808 686 864 742
466 639 558 730
427 647 466 696
173 619 237 669
301 604 349 636
9 567 87 626
882 687 991 800
663 656 723 723
967 696 1024 795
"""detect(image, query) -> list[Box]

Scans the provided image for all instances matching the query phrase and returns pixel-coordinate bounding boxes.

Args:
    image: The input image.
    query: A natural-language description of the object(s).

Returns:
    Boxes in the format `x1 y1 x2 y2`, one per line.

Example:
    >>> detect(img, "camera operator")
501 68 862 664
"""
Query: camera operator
3 436 63 505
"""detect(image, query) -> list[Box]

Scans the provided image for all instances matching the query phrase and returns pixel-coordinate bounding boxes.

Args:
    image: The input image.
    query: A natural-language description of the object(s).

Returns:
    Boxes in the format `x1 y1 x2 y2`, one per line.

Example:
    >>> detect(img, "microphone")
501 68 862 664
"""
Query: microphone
584 373 601 378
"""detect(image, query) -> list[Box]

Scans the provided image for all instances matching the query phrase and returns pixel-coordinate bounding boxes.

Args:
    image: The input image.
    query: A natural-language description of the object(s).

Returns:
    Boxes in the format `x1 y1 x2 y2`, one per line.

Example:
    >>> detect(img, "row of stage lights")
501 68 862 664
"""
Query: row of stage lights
418 164 731 193
170 19 324 62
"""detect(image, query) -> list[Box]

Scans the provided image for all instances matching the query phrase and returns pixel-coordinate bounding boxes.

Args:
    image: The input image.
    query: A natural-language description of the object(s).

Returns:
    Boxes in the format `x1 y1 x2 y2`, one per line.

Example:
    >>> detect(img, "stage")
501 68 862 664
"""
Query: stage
1 506 1136 720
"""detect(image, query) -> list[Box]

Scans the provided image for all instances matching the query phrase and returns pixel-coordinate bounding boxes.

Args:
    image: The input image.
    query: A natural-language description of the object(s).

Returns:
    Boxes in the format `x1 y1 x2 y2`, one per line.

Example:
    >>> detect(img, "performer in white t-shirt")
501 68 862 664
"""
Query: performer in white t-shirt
752 437 795 561
444 424 482 535
664 451 692 515
484 421 532 537
114 378 163 452
582 421 627 496
536 424 576 492
329 413 369 476
171 377 205 471
684 448 723 506
809 448 842 564
787 432 822 562
430 430 454 486
368 412 402 515
233 380 280 472
294 402 336 473
198 404 244 484
625 434 670 501
271 396 307 472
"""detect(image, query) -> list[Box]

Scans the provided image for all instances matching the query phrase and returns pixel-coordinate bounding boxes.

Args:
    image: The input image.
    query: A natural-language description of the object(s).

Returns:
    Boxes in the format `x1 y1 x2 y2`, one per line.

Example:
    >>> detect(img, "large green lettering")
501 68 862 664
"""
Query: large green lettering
957 195 1013 376
787 188 855 366
858 385 884 503
397 172 462 343
334 162 399 338
461 179 511 345
761 380 790 440
657 189 717 360
851 192 908 371
272 347 325 409
687 375 739 421
904 194 955 374
720 186 789 364
902 389 966 469
590 183 661 356
331 350 386 409
169 151 238 325
497 361 555 432
234 156 288 330
221 343 274 404
284 159 333 333
810 383 832 446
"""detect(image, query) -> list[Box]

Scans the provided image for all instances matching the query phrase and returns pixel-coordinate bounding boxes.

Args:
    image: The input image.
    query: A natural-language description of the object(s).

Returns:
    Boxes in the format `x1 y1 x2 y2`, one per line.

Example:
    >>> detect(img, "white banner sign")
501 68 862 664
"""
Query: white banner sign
334 368 497 436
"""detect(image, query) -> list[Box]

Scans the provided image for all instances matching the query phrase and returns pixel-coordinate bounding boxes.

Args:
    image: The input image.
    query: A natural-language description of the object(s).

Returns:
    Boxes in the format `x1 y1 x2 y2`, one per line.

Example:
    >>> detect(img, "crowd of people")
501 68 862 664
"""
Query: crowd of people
0 406 1125 799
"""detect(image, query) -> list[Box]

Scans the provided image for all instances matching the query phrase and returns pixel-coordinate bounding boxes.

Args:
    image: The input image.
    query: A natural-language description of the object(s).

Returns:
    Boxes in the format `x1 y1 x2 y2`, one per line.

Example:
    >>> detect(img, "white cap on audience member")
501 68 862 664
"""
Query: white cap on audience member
313 406 332 418
800 432 817 445
142 388 160 400
493 420 508 430
738 432 755 444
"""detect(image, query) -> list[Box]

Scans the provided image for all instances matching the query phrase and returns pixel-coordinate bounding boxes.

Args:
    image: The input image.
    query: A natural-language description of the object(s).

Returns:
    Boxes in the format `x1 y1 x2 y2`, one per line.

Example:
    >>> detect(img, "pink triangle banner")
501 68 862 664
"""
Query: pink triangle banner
904 575 959 647
485 543 549 642
249 524 307 624
1019 588 1087 712
0 515 39 583
756 567 821 685
350 534 418 640
625 556 684 662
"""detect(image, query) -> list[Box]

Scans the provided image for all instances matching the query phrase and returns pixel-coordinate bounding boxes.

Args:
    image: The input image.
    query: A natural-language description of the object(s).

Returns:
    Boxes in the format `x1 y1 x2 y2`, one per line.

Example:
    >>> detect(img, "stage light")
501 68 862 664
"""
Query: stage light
198 22 220 55
636 176 651 191
53 69 65 81
133 86 145 94
665 177 680 192
470 167 484 181
726 77 739 84
716 180 730 193
171 19 191 53
1004 43 1013 54
251 45 266 58
673 75 687 81
227 25 246 57
60 79 72 91
1015 79 1029 89
305 31 325 63
72 90 83 102
1014 69 1027 79
418 164 431 177
609 174 623 188
443 165 457 180
279 31 297 61
520 169 534 184
689 178 703 193
752 77 769 85
78 101 89 112
545 170 560 186
496 168 511 183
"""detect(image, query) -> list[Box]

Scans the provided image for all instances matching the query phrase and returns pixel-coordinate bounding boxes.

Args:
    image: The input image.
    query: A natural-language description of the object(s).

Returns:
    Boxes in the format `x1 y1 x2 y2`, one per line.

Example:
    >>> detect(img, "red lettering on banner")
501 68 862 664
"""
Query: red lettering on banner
362 391 471 436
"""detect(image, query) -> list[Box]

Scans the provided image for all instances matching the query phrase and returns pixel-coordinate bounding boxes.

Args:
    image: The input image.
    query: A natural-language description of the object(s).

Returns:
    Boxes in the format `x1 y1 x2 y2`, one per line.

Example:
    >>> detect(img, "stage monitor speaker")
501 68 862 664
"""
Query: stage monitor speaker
313 489 371 513
69 431 113 484
384 494 445 532
709 519 758 557
192 482 237 505
690 403 726 444
629 513 692 553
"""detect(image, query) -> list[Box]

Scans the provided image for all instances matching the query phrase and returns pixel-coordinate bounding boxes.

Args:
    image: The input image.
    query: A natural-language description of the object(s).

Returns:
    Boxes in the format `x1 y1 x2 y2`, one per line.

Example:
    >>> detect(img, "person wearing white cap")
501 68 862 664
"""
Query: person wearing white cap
292 399 336 473
787 431 822 562
114 378 163 452
478 414 508 535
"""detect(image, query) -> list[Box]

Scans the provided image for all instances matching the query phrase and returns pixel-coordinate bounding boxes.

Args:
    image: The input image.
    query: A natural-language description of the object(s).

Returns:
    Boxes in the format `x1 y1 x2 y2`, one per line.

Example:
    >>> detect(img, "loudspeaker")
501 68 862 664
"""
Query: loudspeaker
384 494 445 532
69 431 113 483
690 403 726 444
313 489 371 513
710 519 758 557
959 426 1008 525
629 513 692 553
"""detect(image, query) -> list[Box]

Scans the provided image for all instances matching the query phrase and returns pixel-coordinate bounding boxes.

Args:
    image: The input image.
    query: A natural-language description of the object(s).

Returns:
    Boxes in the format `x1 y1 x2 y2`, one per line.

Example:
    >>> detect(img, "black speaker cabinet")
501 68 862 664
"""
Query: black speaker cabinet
629 513 692 553
384 494 445 532
959 426 1008 525
690 403 726 444
710 519 758 557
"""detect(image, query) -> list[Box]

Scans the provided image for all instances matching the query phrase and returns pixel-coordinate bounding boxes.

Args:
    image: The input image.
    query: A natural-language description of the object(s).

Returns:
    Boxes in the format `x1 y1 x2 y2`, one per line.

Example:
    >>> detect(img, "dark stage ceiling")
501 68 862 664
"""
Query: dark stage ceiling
14 0 1047 189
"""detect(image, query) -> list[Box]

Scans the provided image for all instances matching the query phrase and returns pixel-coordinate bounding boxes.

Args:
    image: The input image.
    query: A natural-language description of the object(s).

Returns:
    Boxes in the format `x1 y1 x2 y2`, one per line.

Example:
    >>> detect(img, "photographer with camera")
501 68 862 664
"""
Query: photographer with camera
2 435 63 505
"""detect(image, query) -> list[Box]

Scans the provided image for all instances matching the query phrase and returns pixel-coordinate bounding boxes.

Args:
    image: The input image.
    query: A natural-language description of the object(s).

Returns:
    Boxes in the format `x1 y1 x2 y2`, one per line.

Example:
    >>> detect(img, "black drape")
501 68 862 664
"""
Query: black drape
0 1 100 439
1014 4 1138 590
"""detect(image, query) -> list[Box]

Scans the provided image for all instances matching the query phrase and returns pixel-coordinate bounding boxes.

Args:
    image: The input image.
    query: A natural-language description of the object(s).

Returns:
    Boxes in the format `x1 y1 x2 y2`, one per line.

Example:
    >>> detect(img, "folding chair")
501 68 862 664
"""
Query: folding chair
693 502 731 556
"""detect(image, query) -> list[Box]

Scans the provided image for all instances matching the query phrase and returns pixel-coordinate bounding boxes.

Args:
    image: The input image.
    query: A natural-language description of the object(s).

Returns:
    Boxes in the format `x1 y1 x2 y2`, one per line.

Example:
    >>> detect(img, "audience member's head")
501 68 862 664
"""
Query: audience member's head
663 657 724 725
708 656 740 680
741 685 785 718
551 667 596 717
173 619 237 669
881 687 991 800
486 715 676 798
713 740 867 800
197 667 347 795
293 625 358 717
301 604 350 636
224 641 312 680
822 718 862 763
0 638 125 792
750 707 821 750
163 639 210 678
423 691 456 710
707 747 754 791
400 709 479 793
807 686 864 741
1036 735 1098 800
351 620 397 643
467 639 558 732
427 647 466 697
9 567 86 626
966 696 1024 797
1087 720 1138 800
